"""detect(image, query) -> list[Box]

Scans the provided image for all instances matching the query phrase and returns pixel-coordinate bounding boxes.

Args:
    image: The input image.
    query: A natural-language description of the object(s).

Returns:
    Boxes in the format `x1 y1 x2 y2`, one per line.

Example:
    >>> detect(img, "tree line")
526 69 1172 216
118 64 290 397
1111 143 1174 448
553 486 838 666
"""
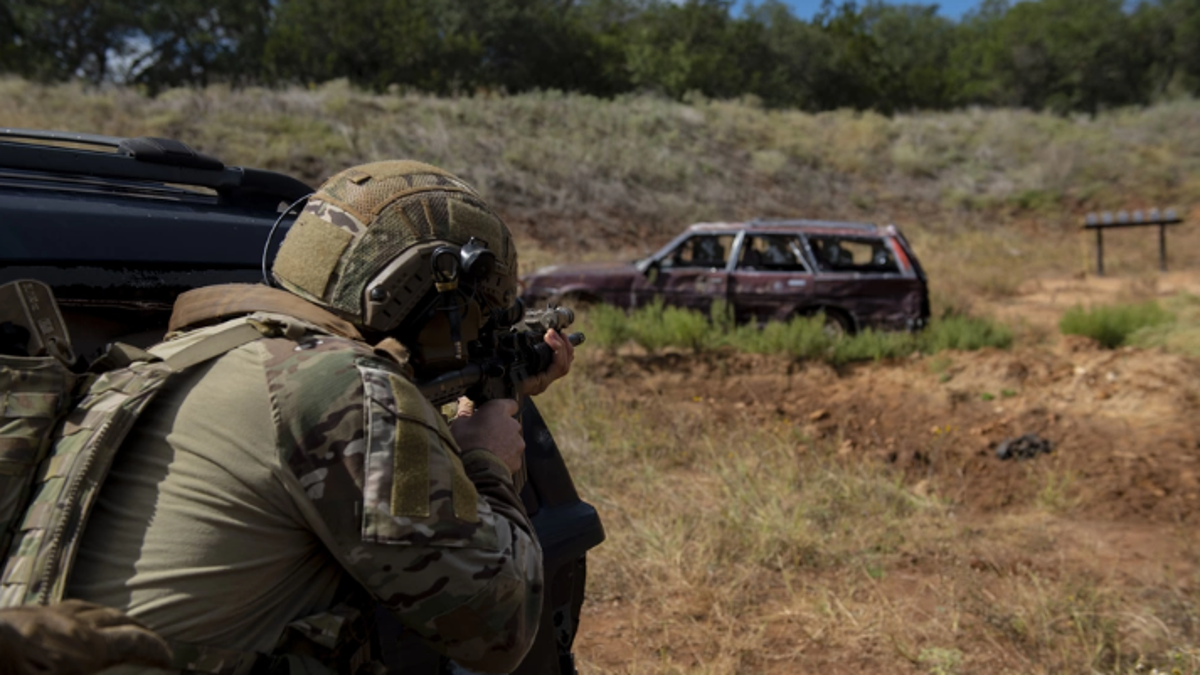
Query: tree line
4 0 1200 114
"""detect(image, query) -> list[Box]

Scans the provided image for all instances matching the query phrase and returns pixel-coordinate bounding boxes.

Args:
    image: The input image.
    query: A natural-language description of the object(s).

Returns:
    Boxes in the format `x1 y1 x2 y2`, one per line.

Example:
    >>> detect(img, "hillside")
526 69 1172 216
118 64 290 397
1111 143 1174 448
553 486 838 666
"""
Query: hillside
7 78 1200 673
9 78 1200 310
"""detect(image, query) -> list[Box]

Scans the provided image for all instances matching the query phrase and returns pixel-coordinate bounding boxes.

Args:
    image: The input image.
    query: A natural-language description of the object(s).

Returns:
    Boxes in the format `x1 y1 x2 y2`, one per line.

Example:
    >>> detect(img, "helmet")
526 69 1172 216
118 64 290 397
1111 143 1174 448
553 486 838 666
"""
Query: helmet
271 160 518 339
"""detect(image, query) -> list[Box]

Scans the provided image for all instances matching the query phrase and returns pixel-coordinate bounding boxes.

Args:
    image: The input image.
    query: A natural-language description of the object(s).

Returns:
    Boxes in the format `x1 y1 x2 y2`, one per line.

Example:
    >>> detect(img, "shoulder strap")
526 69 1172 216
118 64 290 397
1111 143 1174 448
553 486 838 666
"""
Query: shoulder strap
0 321 267 607
162 323 265 372
168 284 363 342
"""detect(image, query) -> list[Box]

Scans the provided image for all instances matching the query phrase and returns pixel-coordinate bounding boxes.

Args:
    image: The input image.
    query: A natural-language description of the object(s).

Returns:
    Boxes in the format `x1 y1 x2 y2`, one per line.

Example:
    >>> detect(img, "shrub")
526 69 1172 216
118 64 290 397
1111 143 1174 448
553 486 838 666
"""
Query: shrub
626 298 673 353
920 314 1013 352
730 314 832 358
583 302 1013 363
1127 293 1200 356
661 305 713 352
587 303 632 349
1059 301 1173 349
830 328 915 364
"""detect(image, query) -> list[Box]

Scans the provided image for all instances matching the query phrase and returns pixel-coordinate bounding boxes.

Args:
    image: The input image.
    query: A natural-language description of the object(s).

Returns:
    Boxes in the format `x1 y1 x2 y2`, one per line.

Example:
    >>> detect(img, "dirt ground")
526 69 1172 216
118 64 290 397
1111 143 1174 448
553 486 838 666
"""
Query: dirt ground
569 270 1200 674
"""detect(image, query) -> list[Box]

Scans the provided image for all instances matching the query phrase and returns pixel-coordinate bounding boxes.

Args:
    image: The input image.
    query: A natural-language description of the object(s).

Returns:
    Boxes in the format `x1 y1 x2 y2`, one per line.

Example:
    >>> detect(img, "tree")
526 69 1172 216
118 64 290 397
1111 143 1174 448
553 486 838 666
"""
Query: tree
3 0 143 82
0 0 1190 114
861 1 959 110
443 0 626 95
266 0 454 91
125 0 272 89
1134 0 1200 98
807 1 891 111
957 0 1156 112
0 3 28 75
744 1 834 109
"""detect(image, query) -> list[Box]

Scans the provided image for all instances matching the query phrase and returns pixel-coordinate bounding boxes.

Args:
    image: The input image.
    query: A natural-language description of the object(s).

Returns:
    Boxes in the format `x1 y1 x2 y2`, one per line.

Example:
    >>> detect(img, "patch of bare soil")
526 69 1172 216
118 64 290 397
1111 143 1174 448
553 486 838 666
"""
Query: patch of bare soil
587 341 1200 524
983 268 1200 336
570 272 1200 674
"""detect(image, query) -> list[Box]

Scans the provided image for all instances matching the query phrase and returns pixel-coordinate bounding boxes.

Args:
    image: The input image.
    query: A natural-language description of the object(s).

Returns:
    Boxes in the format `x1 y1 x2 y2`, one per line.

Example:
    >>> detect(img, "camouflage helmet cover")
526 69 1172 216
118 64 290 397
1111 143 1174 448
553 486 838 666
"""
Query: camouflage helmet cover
271 161 518 333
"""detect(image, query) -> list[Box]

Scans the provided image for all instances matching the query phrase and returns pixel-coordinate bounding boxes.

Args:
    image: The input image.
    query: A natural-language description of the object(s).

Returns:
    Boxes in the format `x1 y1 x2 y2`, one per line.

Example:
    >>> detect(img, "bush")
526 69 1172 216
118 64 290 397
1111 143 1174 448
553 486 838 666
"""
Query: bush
728 314 832 358
1128 294 1200 356
921 314 1013 352
830 329 915 364
587 303 632 349
661 305 713 352
582 302 1013 363
1059 301 1173 349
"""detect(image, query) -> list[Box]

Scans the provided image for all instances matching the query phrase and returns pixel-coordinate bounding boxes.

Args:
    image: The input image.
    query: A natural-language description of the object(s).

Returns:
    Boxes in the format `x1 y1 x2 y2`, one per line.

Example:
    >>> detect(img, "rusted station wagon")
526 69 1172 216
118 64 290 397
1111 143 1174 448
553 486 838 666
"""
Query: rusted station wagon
521 219 930 334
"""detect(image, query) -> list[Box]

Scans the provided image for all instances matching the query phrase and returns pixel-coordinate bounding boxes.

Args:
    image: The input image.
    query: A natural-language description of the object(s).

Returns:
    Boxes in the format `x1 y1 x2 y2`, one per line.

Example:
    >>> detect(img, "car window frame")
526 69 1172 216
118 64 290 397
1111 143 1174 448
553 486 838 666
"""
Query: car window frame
735 231 814 274
654 231 744 272
800 233 905 276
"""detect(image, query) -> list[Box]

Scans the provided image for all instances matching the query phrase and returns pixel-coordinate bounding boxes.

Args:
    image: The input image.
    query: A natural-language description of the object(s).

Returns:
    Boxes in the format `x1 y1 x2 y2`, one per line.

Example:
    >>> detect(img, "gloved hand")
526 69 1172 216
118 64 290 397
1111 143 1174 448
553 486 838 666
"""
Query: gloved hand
451 398 526 474
0 600 172 675
519 328 576 397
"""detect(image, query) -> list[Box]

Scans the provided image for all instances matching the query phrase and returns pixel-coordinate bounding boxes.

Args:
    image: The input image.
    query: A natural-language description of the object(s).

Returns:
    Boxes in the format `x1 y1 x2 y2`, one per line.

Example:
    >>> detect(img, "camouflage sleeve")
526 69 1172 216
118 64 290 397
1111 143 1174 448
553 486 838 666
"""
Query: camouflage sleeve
261 337 542 673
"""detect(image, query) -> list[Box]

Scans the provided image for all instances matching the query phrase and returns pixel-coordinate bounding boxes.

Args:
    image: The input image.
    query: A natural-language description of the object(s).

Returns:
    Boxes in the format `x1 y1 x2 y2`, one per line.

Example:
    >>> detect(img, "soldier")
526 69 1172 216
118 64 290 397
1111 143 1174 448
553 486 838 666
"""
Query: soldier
60 161 574 673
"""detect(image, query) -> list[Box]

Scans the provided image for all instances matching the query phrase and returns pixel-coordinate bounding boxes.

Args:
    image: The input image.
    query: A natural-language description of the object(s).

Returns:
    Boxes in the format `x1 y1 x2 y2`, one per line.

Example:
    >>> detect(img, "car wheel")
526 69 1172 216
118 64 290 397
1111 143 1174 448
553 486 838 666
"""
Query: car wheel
822 311 852 339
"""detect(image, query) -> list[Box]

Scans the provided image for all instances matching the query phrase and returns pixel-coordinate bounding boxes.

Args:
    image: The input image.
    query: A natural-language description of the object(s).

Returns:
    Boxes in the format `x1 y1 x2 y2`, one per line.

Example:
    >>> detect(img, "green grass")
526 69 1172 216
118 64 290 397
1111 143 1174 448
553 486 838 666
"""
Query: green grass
923 314 1015 352
1128 293 1200 356
584 300 1012 363
1059 301 1174 349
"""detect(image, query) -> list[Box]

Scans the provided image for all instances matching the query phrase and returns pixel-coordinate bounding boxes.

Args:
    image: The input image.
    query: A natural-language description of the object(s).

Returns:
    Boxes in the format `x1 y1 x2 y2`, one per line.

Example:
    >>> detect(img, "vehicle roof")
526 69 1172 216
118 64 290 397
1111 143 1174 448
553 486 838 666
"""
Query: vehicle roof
0 129 308 306
0 128 311 210
686 219 895 236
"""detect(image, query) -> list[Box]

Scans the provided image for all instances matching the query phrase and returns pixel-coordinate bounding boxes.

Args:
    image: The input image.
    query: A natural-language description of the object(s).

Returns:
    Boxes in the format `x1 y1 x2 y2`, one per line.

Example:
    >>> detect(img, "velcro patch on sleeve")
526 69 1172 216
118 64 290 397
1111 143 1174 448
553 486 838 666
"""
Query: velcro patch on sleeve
358 364 494 548
273 212 354 300
387 375 478 522
389 378 431 518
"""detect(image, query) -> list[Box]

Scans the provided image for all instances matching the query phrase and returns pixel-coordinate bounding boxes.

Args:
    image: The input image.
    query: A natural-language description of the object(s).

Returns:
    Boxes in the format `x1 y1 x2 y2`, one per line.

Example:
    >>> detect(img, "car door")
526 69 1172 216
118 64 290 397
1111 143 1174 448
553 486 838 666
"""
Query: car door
729 232 814 323
803 233 913 330
634 233 736 312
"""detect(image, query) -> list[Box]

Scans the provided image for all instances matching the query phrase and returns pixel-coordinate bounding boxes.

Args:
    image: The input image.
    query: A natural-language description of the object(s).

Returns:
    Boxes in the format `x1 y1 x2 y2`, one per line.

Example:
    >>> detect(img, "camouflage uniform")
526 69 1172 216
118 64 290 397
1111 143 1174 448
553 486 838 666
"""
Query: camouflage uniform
65 162 543 674
67 308 540 673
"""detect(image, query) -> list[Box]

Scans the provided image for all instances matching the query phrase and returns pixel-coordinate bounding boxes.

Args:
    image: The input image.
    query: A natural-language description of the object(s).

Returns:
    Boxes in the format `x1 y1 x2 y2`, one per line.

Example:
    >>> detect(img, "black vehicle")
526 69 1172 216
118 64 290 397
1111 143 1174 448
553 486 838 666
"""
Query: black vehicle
0 128 603 675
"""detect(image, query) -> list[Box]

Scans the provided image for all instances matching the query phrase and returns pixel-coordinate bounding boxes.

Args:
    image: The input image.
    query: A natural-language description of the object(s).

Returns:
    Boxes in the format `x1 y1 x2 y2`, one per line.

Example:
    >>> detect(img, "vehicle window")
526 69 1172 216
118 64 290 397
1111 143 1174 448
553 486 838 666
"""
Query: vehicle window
737 234 809 272
662 234 736 269
807 236 900 274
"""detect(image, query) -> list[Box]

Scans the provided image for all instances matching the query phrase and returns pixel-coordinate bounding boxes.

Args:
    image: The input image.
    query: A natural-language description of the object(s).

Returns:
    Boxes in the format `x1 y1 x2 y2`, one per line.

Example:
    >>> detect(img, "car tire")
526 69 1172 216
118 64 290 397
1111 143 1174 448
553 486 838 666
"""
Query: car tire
821 310 853 339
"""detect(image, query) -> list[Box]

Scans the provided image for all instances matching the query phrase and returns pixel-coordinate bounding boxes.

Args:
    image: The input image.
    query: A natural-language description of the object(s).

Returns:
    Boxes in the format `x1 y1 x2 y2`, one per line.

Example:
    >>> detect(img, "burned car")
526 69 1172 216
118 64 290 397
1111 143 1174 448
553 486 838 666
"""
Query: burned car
522 220 930 333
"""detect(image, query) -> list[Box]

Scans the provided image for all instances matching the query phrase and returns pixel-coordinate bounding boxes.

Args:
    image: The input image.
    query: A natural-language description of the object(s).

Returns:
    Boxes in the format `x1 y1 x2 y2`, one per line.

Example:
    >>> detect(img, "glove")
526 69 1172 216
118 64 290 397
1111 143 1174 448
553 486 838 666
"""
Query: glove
0 600 172 675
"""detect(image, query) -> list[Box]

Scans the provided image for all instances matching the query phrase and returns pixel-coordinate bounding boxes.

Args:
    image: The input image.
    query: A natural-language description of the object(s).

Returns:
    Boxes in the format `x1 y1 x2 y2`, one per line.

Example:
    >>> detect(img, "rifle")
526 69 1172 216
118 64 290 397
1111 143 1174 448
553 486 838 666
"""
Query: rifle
418 304 584 407
378 302 602 675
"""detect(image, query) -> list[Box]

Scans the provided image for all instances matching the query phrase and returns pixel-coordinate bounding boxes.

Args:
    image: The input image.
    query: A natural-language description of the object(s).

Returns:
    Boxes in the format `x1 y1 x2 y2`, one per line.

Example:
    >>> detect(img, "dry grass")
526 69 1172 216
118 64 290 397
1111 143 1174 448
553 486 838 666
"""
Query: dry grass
10 77 1200 672
9 78 1200 315
6 79 1200 243
540 362 1200 674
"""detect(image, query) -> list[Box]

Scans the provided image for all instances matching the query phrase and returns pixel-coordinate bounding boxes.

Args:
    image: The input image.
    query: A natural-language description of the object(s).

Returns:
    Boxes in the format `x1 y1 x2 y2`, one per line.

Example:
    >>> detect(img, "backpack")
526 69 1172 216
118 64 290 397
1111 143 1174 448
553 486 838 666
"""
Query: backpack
0 279 78 568
0 280 381 674
0 279 267 607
